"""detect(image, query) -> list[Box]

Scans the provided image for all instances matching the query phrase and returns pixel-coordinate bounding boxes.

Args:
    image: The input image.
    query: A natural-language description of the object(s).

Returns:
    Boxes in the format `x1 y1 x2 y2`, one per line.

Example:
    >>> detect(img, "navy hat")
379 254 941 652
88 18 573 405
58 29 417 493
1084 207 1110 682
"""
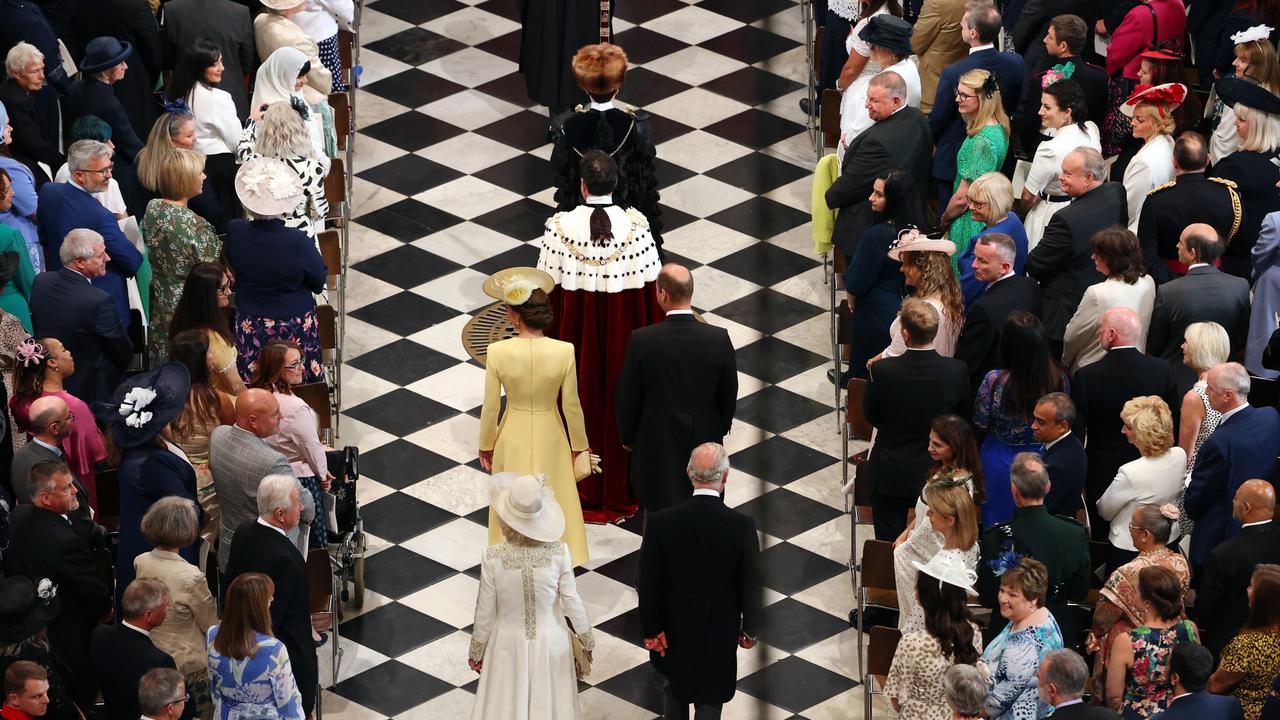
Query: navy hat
80 36 133 75
1217 75 1280 115
861 15 914 57
107 362 190 448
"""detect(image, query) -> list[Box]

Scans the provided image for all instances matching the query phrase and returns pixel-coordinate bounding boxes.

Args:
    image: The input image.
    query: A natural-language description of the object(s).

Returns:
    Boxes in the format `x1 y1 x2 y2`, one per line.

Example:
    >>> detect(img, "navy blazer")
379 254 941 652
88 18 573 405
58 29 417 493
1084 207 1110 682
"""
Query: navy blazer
225 219 327 319
1151 691 1244 720
67 77 144 162
36 182 143 327
30 267 132 407
1042 432 1086 518
114 445 201 606
1186 404 1280 568
928 46 1025 183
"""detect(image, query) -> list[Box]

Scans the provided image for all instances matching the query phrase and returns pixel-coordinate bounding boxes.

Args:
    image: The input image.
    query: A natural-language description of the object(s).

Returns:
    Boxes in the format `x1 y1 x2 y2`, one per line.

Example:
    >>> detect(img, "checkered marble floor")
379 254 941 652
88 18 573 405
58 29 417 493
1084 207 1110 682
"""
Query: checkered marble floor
326 0 885 717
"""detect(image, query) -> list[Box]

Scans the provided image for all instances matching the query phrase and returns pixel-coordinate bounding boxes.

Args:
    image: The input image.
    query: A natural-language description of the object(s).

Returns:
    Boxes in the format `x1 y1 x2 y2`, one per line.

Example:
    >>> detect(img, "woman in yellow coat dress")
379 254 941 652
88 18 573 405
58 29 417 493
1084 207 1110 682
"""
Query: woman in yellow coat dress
478 268 591 565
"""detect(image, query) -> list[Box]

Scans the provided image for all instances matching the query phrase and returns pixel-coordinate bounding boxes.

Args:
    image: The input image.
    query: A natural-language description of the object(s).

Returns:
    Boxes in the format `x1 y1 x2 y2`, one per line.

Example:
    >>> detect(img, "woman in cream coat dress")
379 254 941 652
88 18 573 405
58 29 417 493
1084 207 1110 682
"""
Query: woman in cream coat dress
1021 78 1101 251
1119 84 1186 233
255 0 334 106
478 268 590 566
1062 227 1155 372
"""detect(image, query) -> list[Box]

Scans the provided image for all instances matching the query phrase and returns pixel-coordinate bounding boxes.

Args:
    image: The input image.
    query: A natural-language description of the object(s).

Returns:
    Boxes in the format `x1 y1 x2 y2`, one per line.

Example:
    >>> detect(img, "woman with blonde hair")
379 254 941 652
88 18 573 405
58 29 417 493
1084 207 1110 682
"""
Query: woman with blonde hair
206 573 304 720
1098 396 1187 571
1210 77 1280 280
1177 322 1230 467
1119 84 1185 232
940 69 1010 269
892 472 981 633
237 102 329 239
871 232 963 361
136 106 226 233
955 172 1028 308
1212 26 1280 162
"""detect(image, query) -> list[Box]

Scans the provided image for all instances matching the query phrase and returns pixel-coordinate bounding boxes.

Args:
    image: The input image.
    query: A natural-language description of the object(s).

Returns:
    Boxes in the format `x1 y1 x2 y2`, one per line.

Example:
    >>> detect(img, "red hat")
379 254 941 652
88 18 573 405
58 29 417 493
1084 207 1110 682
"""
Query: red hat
1121 82 1187 117
1139 48 1183 62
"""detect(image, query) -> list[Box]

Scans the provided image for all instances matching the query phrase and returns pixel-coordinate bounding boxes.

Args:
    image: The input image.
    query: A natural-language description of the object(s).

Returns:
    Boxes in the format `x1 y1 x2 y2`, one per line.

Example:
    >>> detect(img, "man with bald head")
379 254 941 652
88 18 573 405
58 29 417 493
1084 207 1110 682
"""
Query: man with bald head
1196 480 1280 658
1186 363 1280 575
617 264 737 521
1072 307 1180 539
209 388 314 581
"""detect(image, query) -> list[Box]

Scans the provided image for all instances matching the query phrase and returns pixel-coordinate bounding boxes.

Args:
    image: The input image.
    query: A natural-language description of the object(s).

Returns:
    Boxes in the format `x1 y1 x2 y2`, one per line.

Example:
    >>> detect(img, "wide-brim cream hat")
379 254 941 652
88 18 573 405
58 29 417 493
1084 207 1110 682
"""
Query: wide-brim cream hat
913 552 978 596
887 227 956 261
260 0 305 10
490 472 565 543
235 157 304 218
482 267 555 305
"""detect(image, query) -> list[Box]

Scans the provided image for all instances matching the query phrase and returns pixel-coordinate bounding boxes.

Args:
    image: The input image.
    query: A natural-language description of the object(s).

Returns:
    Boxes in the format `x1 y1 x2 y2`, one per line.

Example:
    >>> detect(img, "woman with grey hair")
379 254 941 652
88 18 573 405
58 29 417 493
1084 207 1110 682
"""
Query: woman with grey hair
236 101 328 239
943 664 988 719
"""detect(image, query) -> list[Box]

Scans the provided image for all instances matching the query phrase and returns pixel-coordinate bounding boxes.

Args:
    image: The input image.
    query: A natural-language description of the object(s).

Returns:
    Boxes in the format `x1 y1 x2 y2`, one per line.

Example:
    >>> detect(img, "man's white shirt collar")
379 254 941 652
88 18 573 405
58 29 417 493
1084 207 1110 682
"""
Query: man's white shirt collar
1043 430 1071 450
123 620 151 637
588 99 616 111
969 43 995 54
1221 402 1249 423
666 309 693 316
585 193 613 205
692 488 720 498
256 516 288 538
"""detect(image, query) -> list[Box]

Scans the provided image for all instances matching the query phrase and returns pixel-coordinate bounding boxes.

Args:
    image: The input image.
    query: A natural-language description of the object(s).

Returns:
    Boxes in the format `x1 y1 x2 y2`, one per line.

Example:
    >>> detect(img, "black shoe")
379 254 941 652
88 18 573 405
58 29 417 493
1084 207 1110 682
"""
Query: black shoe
799 97 820 116
827 366 851 385
848 607 896 628
314 632 328 648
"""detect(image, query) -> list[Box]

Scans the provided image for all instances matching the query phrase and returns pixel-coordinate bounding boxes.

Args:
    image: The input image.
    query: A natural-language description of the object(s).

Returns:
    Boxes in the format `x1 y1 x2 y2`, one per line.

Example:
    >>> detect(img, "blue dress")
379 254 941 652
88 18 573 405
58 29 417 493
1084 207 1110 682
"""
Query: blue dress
840 222 904 378
958 214 1029 310
974 369 1070 526
206 627 305 720
981 613 1065 720
0 155 41 272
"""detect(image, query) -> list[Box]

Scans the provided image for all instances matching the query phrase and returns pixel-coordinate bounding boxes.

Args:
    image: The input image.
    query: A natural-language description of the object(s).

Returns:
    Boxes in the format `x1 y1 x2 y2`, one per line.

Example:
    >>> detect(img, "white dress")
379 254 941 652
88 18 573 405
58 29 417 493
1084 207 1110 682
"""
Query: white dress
893 480 979 633
881 296 959 358
1022 122 1101 251
839 55 922 155
1123 133 1176 233
470 542 593 720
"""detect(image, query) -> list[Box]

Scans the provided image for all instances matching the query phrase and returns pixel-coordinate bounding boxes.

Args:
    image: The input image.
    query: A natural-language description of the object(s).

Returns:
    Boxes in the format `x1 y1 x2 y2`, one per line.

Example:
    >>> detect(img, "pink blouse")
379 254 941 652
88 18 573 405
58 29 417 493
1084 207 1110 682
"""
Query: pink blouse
266 391 328 479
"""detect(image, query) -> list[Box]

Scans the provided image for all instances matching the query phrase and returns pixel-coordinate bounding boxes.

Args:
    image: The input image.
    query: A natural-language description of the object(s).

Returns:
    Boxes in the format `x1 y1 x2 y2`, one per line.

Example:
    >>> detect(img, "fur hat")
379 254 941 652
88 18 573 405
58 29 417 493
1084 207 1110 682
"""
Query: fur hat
573 43 628 95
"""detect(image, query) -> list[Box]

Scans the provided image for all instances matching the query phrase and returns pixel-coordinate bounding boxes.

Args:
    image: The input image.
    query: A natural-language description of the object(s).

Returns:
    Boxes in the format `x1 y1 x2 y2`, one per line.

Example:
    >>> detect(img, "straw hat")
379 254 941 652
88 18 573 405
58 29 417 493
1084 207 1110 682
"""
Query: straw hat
482 267 554 305
887 227 956 260
489 473 564 543
1120 82 1188 117
235 157 304 218
913 552 978 596
260 0 305 10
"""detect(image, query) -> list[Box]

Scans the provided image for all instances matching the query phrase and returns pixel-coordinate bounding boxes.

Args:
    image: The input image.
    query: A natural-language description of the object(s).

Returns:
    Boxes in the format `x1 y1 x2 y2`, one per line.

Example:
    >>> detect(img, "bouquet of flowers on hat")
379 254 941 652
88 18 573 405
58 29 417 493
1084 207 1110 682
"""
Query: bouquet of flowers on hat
1232 24 1274 45
1041 61 1076 89
118 386 157 429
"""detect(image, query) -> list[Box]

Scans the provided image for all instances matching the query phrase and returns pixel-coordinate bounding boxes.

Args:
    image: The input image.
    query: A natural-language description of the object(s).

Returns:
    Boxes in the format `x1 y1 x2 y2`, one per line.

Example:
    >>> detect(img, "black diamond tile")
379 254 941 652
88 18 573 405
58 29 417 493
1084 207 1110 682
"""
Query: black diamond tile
475 72 537 108
697 0 795 23
702 66 804 107
345 388 456 436
705 152 810 194
712 288 823 335
473 0 519 22
359 439 459 490
735 488 843 540
735 385 832 434
351 244 462 289
755 597 850 654
700 25 801 65
357 154 464 196
347 338 459 386
660 250 702 271
361 111 465 151
360 492 458 542
473 197 554 241
595 606 645 647
737 654 859 712
593 661 668 714
366 27 467 66
758 541 847 595
355 198 465 241
474 110 554 152
730 435 837 486
614 26 692 64
362 68 465 108
468 241 542 276
615 67 692 107
645 113 696 144
367 0 463 25
473 153 555 197
349 292 459 335
732 336 829 385
709 242 817 286
593 551 641 587
362 545 455 598
656 203 696 234
654 157 697 188
709 196 811 239
332 659 454 715
703 109 805 151
463 506 489 526
475 29 521 62
614 0 684 23
340 602 455 657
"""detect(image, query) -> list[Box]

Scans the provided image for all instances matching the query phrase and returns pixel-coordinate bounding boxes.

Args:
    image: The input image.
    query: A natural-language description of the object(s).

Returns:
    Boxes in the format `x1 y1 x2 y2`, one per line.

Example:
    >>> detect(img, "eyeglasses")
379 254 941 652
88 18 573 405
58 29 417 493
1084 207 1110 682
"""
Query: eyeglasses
217 284 233 294
166 693 191 706
969 199 989 209
956 91 979 101
284 360 304 370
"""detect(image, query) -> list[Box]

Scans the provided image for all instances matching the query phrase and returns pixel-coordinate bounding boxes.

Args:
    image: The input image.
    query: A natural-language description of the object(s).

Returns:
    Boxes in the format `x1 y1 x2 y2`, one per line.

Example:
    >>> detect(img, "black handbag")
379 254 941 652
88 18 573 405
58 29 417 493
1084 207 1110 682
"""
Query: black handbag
325 446 359 535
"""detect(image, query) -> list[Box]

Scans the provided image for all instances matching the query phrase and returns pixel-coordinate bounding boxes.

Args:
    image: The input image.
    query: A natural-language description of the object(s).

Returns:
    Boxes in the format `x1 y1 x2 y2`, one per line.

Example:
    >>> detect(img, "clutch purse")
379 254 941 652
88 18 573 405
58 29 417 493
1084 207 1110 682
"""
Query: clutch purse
569 630 592 678
573 450 601 482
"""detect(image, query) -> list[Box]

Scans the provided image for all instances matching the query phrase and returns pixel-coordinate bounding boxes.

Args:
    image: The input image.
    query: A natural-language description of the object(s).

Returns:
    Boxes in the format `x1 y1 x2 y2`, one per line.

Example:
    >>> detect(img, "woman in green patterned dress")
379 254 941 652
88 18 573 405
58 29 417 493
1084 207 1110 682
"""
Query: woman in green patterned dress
143 148 220 364
940 68 1009 273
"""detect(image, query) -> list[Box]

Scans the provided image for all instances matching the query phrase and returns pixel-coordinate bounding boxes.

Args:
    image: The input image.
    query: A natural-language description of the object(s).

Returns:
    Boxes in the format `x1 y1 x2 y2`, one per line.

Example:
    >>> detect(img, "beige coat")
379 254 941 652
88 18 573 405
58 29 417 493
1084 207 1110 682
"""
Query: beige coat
911 0 968 114
133 549 219 676
254 13 333 105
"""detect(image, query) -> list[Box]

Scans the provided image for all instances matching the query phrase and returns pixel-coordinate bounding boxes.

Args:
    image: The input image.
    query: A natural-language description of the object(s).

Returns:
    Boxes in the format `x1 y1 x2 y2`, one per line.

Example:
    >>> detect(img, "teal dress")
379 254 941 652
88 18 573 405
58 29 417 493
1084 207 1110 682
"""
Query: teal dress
0 224 36 332
949 123 1009 273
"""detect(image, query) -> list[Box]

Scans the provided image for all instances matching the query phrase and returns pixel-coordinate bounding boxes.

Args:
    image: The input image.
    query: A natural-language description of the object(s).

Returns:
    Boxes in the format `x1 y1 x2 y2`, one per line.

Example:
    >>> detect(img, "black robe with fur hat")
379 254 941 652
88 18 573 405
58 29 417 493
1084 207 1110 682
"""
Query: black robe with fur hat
519 0 614 112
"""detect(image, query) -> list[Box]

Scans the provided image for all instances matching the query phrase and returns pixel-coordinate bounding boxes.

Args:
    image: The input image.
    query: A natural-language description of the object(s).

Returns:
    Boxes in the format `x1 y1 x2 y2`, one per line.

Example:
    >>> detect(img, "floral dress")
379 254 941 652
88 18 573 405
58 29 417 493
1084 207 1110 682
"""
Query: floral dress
1221 629 1280 720
885 624 984 720
1092 548 1190 695
143 199 221 363
1122 620 1199 719
206 627 305 720
981 614 1065 719
948 123 1009 272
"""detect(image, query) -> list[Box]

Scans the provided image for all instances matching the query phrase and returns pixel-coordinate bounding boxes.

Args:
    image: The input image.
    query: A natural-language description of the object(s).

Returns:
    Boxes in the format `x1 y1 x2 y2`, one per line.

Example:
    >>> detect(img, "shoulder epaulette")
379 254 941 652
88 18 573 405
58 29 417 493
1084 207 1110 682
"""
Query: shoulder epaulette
1211 177 1244 240
1208 176 1238 189
1146 180 1176 196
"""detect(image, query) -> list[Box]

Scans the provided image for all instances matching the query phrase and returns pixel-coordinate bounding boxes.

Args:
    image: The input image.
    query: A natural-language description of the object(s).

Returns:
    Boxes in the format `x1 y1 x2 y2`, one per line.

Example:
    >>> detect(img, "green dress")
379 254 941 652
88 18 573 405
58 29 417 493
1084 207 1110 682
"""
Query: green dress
0 225 35 333
949 123 1009 273
143 199 220 363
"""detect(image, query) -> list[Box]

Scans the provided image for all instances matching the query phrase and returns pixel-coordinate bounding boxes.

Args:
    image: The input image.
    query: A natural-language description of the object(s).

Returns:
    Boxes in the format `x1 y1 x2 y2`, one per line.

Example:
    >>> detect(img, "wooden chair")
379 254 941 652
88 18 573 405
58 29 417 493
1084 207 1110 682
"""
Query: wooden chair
841 376 873 509
337 29 355 73
318 229 343 292
820 89 842 149
855 539 899 677
295 380 334 446
328 92 350 152
316 304 341 431
306 548 340 693
323 157 347 227
863 625 902 720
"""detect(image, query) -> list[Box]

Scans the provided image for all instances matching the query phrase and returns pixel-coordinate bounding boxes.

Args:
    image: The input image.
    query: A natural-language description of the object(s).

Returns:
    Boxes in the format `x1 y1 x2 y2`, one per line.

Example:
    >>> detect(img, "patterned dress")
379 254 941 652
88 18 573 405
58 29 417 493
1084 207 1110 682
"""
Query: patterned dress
949 123 1009 272
981 614 1065 720
206 627 305 720
974 369 1069 526
143 199 221 363
1176 379 1223 537
1122 620 1199 719
1220 629 1280 720
1092 548 1190 697
894 477 979 632
236 123 329 239
884 624 984 720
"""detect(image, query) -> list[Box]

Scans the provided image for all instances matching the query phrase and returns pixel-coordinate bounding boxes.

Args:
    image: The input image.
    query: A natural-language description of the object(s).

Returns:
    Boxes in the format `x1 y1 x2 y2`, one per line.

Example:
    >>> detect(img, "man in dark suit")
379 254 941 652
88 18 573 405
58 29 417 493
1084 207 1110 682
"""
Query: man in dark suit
160 0 255 117
1196 480 1280 659
927 2 1023 208
1151 643 1245 719
68 0 163 140
1032 392 1087 519
90 578 183 720
1146 224 1250 390
223 474 317 717
638 443 761 720
824 70 932 258
1072 308 1179 539
863 298 970 540
616 264 736 518
1186 363 1280 575
954 232 1043 391
5 461 113 710
1037 649 1120 718
11 397 100 547
1027 147 1127 349
1015 14 1106 157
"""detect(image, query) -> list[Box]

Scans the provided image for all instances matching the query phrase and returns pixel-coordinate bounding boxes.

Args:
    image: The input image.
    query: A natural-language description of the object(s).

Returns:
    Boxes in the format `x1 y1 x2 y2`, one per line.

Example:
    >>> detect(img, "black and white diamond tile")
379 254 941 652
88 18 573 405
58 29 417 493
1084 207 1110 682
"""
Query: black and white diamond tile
331 0 894 716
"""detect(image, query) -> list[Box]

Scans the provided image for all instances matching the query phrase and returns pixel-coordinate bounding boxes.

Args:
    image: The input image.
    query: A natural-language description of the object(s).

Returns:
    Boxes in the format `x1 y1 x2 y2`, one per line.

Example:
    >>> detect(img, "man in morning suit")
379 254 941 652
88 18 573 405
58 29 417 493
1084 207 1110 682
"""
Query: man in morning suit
1150 642 1245 719
11 398 102 548
863 298 970 540
927 2 1023 209
824 70 932 258
161 0 256 117
89 579 183 720
1186 363 1280 575
1014 14 1105 157
1072 308 1179 539
1196 481 1280 659
616 264 736 519
29 229 133 410
5 461 113 710
223 475 317 717
638 443 762 720
954 232 1043 392
1037 649 1120 719
1031 392 1087 519
1027 147 1127 351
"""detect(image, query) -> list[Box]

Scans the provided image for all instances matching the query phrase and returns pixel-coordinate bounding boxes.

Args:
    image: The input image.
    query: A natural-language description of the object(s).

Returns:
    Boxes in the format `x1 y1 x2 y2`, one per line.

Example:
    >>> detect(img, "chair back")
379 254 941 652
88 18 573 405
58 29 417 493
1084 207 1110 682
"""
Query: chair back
324 158 347 215
328 93 351 151
316 305 337 354
337 29 355 72
306 549 332 613
294 381 332 433
861 539 896 592
845 378 873 441
319 229 342 286
820 89 841 148
866 625 901 677
836 298 852 344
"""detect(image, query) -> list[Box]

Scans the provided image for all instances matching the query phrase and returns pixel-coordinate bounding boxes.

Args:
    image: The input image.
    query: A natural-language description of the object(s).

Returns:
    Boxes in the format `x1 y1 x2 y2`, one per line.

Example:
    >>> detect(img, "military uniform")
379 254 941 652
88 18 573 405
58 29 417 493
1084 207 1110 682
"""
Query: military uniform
1135 172 1243 284
976 504 1092 649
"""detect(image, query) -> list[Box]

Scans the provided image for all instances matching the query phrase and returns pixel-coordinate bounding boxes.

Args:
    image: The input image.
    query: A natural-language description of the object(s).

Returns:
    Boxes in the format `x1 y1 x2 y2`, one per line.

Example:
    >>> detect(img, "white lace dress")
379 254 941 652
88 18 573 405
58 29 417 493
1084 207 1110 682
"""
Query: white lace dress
894 481 979 632
469 542 594 720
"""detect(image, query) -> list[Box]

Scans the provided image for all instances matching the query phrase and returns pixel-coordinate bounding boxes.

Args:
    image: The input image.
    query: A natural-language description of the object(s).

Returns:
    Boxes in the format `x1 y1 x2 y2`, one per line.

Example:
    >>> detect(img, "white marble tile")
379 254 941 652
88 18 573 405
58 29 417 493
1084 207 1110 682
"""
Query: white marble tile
348 132 408 171
581 631 650 683
764 220 819 258
411 267 493 313
526 141 554 161
341 269 402 312
352 475 396 508
794 629 865 682
350 8 413 45
406 360 487 412
339 365 400 408
418 89 525 131
574 571 638 624
356 528 396 558
689 264 761 310
352 49 412 87
421 47 517 89
752 8 808 44
761 126 822 169
641 5 745 45
772 311 836 357
339 316 402 362
417 132 522 174
756 86 813 129
724 418 771 454
415 176 523 220
351 90 414 128
399 689 478 719
399 631 477 686
697 312 766 350
722 691 792 720
332 415 396 454
400 573 481 628
582 521 644 570
400 518 489 570
421 7 521 45
762 175 811 212
317 690 384 720
754 44 810 85
659 218 758 264
318 636 390 686
768 263 827 307
526 186 557 207
578 687 653 720
647 88 751 130
791 573 856 621
401 463 492 515
412 221 523 267
336 587 394 622
788 514 852 563
735 371 768 400
656 130 753 174
404 412 482 463
777 409 843 460
775 363 839 409
406 314 476 361
783 464 848 511
346 221 406 264
723 469 774 509
641 47 748 87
